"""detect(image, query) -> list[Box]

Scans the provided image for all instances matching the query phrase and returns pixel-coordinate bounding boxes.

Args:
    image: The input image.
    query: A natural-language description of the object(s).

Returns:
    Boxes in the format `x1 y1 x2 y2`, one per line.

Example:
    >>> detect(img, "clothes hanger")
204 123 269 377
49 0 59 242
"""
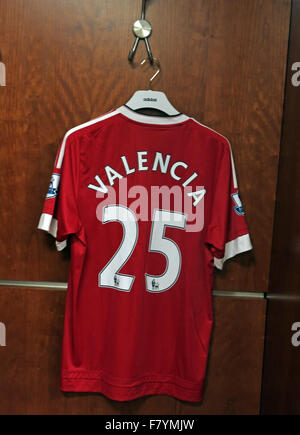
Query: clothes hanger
126 1 181 117
125 58 182 117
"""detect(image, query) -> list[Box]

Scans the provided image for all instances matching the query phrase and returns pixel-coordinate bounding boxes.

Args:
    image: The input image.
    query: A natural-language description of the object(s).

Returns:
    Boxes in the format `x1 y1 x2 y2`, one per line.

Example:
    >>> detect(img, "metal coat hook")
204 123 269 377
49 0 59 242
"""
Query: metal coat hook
128 0 154 64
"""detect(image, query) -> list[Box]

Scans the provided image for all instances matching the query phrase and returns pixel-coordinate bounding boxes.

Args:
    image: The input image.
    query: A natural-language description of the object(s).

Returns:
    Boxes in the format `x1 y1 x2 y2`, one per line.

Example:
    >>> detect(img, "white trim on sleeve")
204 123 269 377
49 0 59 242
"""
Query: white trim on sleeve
214 233 252 270
37 213 67 251
56 240 67 251
38 213 58 237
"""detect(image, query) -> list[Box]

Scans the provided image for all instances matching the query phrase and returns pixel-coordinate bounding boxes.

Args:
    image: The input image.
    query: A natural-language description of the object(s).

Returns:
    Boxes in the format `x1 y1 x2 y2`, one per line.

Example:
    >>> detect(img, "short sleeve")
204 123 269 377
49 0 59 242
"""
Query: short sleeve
37 134 81 251
206 140 252 270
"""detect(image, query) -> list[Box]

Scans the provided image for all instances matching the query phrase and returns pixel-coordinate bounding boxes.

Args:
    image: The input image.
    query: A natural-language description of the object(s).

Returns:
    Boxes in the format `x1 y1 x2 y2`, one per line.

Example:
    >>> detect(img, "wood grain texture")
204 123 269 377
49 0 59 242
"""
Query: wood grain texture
0 0 291 292
0 287 132 414
267 0 300 296
261 298 300 414
176 296 266 415
0 287 265 414
261 0 300 415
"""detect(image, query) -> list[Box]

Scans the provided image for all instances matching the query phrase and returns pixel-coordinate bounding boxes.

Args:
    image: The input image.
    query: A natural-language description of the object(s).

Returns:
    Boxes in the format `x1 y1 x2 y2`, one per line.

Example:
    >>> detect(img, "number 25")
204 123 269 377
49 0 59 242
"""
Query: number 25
99 205 187 293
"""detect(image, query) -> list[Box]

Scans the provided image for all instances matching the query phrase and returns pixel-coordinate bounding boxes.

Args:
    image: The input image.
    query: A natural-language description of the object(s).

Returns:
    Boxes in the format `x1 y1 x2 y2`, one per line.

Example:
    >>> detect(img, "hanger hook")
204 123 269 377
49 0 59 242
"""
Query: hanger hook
140 57 160 88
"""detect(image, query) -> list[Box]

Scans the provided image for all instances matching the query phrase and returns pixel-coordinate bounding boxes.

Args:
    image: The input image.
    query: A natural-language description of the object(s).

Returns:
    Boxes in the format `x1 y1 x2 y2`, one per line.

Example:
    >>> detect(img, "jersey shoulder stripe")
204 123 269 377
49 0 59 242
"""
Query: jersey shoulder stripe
190 117 230 143
56 108 119 169
190 118 238 189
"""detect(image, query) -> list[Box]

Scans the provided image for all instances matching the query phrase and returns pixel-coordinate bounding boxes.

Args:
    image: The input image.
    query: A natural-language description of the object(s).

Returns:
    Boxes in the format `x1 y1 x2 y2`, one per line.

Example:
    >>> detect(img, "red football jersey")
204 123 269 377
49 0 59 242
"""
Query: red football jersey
38 105 252 402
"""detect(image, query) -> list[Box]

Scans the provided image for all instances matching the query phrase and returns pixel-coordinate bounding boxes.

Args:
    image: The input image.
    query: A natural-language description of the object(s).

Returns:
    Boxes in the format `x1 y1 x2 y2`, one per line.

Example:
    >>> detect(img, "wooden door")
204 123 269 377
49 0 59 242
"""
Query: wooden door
0 0 290 414
261 0 300 415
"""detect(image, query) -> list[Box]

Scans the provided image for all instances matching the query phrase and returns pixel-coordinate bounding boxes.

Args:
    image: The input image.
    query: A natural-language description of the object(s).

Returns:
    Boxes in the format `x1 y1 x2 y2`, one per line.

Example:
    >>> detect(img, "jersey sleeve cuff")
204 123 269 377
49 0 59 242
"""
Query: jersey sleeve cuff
38 213 58 237
38 213 67 251
56 240 67 251
214 233 252 270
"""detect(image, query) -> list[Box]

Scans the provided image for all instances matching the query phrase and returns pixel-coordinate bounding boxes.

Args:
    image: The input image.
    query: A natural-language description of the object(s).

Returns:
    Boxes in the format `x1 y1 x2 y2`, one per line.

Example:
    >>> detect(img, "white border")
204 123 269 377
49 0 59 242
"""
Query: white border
56 106 190 169
190 117 238 189
119 105 189 125
38 213 67 251
214 234 252 270
38 213 57 237
56 109 120 168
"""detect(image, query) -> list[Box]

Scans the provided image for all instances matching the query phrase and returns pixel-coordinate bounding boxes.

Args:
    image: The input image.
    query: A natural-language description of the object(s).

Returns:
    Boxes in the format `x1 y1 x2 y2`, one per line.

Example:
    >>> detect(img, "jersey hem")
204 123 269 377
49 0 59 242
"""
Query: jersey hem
60 372 204 402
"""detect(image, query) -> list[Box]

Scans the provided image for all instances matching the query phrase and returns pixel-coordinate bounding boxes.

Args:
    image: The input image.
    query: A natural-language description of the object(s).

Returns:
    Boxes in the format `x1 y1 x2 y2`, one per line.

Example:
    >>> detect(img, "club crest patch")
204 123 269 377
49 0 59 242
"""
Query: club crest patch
231 192 245 216
46 173 60 199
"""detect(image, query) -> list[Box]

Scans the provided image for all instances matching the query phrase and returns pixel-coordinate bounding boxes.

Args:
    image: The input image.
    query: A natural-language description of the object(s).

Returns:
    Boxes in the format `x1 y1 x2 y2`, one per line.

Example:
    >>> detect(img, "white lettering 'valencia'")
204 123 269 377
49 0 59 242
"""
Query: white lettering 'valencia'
88 151 205 201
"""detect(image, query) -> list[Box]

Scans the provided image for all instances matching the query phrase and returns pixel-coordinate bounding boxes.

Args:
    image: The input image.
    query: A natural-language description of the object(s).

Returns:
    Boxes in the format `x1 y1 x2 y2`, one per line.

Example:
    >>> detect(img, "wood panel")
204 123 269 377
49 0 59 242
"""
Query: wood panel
267 0 300 297
0 287 132 414
176 296 266 415
0 287 265 414
261 0 300 415
0 0 291 292
261 298 300 414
